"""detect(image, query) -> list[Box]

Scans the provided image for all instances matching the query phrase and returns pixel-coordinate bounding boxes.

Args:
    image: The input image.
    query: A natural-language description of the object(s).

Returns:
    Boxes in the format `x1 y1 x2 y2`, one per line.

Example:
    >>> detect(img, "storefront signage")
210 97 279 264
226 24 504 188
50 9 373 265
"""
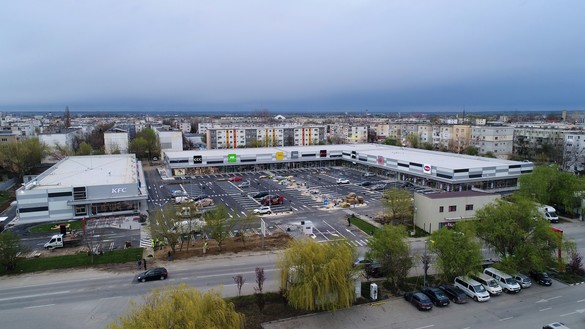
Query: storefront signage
423 164 431 174
275 151 284 160
291 151 299 159
111 187 127 194
227 154 237 162
377 156 383 165
193 155 203 164
319 150 327 157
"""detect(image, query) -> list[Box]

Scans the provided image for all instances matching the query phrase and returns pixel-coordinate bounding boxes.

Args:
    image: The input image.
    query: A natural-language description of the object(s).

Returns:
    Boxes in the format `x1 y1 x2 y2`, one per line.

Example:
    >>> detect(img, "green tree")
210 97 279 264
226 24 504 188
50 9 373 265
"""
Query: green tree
518 165 585 215
0 231 29 271
381 188 413 225
148 204 182 253
405 133 420 148
366 225 413 293
128 137 148 159
383 137 400 146
0 138 47 182
463 145 479 156
204 205 236 252
76 141 93 155
474 195 558 272
108 284 244 329
278 239 356 311
428 224 483 283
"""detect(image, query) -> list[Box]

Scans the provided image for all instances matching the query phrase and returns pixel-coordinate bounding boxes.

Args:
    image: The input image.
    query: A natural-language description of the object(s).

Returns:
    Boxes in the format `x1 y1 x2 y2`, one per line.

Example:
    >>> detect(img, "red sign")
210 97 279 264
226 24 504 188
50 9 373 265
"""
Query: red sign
377 156 383 164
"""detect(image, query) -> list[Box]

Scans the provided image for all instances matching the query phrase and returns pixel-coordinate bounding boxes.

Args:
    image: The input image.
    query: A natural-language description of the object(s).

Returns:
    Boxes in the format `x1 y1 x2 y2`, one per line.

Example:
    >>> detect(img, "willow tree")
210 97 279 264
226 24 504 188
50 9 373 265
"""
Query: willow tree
108 284 244 329
278 239 357 311
429 223 483 283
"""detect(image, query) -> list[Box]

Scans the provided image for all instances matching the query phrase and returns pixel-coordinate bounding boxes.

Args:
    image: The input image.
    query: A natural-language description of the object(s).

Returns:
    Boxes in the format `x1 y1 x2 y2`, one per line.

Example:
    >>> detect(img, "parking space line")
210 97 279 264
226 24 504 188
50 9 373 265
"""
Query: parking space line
539 307 552 311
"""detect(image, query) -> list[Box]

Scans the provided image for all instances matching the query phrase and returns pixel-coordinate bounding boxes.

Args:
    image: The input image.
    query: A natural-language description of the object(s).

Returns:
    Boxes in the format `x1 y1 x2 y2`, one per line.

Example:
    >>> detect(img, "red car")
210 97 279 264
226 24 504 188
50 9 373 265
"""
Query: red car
228 176 243 182
262 195 284 206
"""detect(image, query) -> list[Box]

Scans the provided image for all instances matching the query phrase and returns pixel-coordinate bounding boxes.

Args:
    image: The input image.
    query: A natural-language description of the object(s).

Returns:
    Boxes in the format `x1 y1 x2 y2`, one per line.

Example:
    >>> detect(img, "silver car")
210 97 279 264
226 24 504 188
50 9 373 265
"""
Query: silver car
514 273 532 289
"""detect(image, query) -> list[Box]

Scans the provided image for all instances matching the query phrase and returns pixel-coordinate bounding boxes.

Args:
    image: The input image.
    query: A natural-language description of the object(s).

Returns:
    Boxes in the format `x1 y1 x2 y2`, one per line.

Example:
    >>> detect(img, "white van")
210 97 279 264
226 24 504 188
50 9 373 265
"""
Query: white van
454 276 491 302
483 267 521 293
471 273 503 296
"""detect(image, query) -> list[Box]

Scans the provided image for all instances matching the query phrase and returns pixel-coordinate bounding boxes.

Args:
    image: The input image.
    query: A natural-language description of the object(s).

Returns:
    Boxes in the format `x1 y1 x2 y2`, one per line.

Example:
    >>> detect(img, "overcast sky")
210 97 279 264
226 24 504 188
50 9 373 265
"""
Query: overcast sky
1 1 584 112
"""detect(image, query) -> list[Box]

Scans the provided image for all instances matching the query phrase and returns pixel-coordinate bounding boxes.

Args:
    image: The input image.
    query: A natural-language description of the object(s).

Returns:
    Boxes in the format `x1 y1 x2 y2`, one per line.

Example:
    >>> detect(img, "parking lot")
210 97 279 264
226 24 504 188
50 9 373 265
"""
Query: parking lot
148 166 434 247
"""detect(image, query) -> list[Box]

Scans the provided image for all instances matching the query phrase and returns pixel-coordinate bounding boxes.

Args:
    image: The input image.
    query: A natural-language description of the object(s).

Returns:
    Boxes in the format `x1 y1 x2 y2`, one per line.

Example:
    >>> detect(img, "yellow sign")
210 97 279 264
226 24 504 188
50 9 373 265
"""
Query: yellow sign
275 151 284 160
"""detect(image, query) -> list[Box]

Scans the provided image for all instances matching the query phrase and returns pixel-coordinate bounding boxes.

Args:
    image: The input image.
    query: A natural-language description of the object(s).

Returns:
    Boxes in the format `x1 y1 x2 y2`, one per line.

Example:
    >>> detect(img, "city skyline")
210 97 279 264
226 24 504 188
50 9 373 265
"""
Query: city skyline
1 1 584 112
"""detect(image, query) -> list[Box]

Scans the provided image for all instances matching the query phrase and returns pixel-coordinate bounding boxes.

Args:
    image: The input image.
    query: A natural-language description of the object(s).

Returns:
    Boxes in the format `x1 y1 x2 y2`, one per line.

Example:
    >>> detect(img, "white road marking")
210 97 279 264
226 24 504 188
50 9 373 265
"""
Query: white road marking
99 296 121 301
539 307 552 311
414 325 434 329
0 291 67 302
499 317 513 321
578 299 585 303
25 304 55 309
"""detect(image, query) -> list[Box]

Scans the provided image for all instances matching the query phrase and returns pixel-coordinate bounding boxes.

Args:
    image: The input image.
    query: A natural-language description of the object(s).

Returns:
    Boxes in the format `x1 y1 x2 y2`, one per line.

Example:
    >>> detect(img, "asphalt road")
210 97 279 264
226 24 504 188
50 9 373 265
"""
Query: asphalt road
0 252 281 329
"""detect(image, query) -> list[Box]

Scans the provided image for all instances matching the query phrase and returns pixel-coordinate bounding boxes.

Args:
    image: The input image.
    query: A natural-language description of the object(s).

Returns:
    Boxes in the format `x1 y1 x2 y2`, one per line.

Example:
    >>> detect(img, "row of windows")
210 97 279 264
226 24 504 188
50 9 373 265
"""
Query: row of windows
439 204 474 213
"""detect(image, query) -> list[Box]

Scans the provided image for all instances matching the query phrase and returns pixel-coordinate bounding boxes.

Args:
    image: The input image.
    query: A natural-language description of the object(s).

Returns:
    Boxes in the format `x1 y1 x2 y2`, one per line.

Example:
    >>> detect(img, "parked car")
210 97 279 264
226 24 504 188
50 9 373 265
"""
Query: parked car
438 284 468 304
404 291 433 311
353 257 373 267
370 184 387 191
421 287 450 307
337 178 350 184
238 181 250 188
137 267 168 282
228 176 243 182
542 322 571 329
262 194 284 206
253 206 272 215
365 262 385 278
253 191 269 199
356 181 372 187
530 270 553 286
193 194 210 201
513 273 532 289
363 172 375 177
400 182 414 188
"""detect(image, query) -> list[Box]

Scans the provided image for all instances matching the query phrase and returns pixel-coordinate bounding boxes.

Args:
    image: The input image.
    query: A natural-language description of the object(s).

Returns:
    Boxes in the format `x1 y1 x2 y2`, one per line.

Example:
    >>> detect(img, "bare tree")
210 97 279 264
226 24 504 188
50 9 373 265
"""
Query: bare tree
254 267 266 311
233 274 246 296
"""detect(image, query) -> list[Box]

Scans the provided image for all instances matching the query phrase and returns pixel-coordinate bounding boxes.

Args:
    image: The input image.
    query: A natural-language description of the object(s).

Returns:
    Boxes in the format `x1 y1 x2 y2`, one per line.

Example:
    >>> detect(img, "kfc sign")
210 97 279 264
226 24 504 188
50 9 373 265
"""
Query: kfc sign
423 164 431 174
112 187 127 194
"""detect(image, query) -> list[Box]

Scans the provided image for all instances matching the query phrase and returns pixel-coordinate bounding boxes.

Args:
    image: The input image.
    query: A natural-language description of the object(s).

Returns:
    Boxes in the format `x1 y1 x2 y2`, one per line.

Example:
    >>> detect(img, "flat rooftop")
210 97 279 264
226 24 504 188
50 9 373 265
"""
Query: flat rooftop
33 154 138 189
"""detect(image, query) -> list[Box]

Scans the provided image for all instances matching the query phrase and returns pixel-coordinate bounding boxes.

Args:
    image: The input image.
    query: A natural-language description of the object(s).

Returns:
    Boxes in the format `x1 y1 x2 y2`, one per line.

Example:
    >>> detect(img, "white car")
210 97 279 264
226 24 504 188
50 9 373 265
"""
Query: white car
253 206 272 215
337 178 350 184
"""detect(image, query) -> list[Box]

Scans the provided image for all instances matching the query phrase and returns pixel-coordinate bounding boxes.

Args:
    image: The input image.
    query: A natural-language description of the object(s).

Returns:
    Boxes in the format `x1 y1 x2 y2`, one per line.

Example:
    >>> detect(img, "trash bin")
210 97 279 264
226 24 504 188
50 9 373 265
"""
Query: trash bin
370 283 378 301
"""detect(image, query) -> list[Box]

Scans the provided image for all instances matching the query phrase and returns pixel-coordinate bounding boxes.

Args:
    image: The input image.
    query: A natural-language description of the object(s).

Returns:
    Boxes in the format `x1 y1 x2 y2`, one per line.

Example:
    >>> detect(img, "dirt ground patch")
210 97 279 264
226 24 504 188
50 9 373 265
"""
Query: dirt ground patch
152 231 293 262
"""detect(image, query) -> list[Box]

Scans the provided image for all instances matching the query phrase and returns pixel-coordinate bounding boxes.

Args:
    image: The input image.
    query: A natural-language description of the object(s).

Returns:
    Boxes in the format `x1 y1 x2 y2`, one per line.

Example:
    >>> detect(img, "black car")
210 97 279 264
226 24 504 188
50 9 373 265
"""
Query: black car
365 262 385 278
422 287 450 307
253 191 269 199
193 194 210 201
400 182 414 188
438 284 468 304
530 270 553 286
137 267 168 282
356 181 373 187
404 291 433 311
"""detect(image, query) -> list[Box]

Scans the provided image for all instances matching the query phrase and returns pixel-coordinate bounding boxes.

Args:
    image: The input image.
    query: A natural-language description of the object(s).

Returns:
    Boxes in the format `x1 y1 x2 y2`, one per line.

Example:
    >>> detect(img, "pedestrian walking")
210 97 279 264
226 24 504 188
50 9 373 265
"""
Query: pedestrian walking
151 239 155 249
167 251 173 261
143 258 147 270
137 259 142 270
347 217 351 227
203 241 208 255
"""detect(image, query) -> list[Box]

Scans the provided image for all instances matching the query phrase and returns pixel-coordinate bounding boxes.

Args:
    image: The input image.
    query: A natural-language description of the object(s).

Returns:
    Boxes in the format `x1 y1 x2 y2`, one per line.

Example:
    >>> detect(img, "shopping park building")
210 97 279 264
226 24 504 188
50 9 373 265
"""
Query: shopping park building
164 143 533 193
16 154 148 224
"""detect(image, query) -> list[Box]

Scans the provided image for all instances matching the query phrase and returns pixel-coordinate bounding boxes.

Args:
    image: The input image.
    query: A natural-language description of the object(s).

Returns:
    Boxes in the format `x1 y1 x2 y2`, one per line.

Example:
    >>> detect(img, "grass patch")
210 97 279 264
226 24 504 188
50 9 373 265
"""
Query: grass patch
29 220 83 233
229 292 314 329
349 215 379 236
1 248 143 276
0 191 12 204
551 271 585 285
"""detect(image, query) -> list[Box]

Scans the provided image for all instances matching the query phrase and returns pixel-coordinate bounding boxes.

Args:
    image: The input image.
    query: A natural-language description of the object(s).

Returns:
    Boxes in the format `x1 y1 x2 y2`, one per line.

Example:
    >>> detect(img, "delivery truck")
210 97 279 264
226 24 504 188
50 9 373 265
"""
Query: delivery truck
44 233 83 249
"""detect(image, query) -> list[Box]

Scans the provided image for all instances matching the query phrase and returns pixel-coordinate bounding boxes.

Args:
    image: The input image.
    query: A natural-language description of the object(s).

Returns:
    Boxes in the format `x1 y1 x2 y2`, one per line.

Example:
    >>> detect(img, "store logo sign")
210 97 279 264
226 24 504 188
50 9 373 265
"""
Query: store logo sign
377 156 383 164
112 187 127 194
193 155 203 164
319 150 327 157
276 151 284 160
227 154 237 162
423 164 431 174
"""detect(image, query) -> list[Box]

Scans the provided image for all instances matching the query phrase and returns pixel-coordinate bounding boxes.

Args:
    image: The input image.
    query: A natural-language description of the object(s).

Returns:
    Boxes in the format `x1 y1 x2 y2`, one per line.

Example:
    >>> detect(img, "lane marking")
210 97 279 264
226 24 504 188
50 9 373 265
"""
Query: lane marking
99 296 121 301
0 290 71 302
414 325 434 329
539 307 552 311
24 304 55 309
578 299 585 303
499 317 513 321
